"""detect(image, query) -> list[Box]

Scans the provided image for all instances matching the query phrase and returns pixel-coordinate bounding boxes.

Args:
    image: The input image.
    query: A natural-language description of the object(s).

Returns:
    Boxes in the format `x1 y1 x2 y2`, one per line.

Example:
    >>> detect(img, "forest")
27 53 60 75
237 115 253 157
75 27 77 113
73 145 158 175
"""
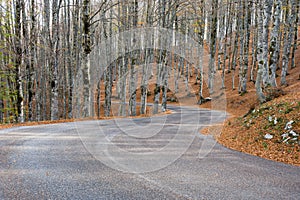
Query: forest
0 0 299 123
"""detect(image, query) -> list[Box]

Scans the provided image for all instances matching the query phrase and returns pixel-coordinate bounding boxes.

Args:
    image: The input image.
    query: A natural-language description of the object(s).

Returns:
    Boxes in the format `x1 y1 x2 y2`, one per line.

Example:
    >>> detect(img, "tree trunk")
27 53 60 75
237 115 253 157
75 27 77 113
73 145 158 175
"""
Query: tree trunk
251 1 258 83
50 0 62 120
140 0 153 115
129 0 138 116
15 0 24 122
27 0 36 121
208 0 218 94
119 1 128 117
290 0 300 69
103 2 113 117
269 0 282 87
281 0 296 86
256 2 266 103
196 0 205 104
239 0 250 94
81 0 91 118
262 0 273 87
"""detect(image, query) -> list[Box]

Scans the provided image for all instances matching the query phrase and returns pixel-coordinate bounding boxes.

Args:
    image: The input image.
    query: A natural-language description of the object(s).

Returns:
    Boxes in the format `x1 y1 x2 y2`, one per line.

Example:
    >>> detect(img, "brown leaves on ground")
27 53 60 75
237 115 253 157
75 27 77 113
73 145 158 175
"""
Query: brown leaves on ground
0 106 171 130
199 28 300 166
217 92 300 166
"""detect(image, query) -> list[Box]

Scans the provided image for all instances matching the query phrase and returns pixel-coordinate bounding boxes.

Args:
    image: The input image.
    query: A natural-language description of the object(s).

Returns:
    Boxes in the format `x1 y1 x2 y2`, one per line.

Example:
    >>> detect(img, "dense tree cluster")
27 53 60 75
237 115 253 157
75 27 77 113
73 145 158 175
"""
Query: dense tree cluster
0 0 299 123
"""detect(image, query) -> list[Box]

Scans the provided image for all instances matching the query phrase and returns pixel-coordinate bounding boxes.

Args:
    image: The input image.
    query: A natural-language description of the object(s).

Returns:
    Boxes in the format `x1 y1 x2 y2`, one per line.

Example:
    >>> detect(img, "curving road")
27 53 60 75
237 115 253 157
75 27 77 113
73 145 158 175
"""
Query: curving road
0 106 299 199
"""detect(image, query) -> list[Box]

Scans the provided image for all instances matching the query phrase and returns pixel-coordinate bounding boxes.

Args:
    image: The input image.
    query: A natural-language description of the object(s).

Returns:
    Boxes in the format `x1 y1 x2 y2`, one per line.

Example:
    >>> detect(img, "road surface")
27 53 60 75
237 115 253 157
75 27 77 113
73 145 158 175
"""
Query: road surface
0 106 299 199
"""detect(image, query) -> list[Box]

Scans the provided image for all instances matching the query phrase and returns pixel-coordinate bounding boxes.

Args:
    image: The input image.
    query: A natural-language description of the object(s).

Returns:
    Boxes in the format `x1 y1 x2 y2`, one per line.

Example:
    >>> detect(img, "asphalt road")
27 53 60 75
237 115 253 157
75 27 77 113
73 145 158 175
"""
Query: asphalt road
0 106 299 200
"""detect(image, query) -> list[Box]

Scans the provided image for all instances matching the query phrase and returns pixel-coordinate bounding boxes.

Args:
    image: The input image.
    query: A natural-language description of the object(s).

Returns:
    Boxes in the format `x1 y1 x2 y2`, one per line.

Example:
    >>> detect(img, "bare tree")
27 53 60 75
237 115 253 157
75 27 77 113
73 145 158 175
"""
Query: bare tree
281 0 296 86
269 0 282 87
14 0 24 122
208 0 218 94
256 1 266 103
262 0 273 87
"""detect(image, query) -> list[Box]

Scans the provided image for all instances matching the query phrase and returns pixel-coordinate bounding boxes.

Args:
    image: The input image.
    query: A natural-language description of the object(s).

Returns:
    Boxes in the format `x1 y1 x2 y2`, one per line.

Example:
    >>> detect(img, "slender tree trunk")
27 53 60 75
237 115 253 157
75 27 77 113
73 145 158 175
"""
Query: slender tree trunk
196 0 205 104
251 1 258 82
161 56 168 112
42 0 51 120
27 0 36 121
281 0 296 86
262 0 273 87
50 0 62 120
231 4 240 90
238 0 245 94
15 0 24 122
221 1 231 89
129 0 138 116
269 0 282 87
140 1 153 114
70 0 80 118
81 0 91 118
291 0 300 69
208 0 218 94
239 0 250 93
256 2 266 103
119 1 128 117
104 5 113 117
154 0 167 114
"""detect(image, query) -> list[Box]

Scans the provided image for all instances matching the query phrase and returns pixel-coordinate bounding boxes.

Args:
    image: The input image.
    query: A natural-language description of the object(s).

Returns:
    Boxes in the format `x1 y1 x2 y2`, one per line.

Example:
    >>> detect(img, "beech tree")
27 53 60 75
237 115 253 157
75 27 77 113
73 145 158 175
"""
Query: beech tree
281 0 297 86
129 0 138 116
256 1 266 103
14 0 24 122
0 0 299 123
269 0 282 87
238 0 251 94
262 0 273 87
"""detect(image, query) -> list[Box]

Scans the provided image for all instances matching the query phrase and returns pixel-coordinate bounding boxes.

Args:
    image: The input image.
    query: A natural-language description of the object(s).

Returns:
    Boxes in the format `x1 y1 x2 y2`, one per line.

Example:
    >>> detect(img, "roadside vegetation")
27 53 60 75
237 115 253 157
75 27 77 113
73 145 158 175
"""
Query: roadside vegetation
218 93 300 166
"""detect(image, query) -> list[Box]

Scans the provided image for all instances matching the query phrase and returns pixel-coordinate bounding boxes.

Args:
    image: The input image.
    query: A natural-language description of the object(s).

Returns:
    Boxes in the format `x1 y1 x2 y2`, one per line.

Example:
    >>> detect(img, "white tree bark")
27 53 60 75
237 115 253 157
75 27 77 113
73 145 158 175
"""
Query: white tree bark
290 0 300 69
239 0 250 94
281 0 296 86
256 2 266 103
269 0 282 87
262 0 273 87
208 0 218 94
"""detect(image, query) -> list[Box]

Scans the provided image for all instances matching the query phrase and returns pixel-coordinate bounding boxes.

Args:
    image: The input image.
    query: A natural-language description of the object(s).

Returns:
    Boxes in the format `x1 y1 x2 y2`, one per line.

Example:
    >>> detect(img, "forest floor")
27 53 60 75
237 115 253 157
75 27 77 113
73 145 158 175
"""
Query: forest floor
198 38 300 166
199 64 300 167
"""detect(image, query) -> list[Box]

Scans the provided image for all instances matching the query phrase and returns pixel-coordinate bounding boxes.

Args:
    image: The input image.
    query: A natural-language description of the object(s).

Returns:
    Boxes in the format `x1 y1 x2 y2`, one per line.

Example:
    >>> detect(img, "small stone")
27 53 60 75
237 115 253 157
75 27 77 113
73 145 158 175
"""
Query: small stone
274 117 278 125
290 130 299 137
268 116 272 122
283 137 290 143
264 134 273 139
284 121 294 130
281 133 288 138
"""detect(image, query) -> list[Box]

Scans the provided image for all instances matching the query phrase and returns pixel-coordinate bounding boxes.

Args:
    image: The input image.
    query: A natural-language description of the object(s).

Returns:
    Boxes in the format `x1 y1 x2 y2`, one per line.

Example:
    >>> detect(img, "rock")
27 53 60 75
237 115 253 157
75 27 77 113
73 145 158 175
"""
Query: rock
283 137 290 143
274 117 278 125
289 130 299 137
268 116 272 122
281 133 289 138
284 121 294 130
264 134 273 140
